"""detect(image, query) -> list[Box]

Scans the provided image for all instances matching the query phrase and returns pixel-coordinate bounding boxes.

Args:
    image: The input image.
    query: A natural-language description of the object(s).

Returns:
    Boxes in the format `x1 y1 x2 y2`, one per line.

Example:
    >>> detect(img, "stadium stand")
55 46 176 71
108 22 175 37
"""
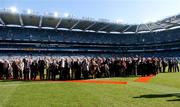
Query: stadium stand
0 10 180 57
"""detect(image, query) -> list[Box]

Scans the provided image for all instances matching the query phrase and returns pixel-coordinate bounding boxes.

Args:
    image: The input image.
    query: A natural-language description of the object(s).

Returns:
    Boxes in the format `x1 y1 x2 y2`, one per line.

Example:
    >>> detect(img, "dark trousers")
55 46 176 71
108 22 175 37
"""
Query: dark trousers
13 70 18 80
3 69 9 80
168 66 172 72
59 68 64 80
82 70 89 79
24 69 30 80
46 69 50 80
162 66 166 73
40 70 44 80
75 70 81 80
52 71 56 80
31 71 37 80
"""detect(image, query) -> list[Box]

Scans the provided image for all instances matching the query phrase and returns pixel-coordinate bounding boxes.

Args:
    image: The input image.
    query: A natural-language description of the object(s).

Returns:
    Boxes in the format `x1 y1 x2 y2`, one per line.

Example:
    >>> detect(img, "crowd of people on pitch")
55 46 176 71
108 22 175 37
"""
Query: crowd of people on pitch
0 56 179 80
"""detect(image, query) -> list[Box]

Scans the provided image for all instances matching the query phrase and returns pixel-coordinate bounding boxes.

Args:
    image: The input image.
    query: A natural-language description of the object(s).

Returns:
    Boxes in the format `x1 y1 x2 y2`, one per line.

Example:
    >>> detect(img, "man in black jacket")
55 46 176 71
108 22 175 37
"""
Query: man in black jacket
64 59 71 80
23 58 31 80
38 59 46 80
162 59 167 73
12 61 19 80
30 60 38 80
74 59 81 80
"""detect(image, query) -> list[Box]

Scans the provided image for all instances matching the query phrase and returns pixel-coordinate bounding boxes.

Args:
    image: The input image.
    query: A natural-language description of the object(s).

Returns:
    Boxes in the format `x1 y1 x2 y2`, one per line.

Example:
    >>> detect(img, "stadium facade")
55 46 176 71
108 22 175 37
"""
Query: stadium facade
0 9 180 57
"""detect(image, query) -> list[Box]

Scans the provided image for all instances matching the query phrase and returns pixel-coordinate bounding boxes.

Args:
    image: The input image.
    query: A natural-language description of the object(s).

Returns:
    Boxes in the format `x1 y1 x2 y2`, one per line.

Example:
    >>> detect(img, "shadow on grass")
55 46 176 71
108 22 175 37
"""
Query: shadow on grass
134 93 180 102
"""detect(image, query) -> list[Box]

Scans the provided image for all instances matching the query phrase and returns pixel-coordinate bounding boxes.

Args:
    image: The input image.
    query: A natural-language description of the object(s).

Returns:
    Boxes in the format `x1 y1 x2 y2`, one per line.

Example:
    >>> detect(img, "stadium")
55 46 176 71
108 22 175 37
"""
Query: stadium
0 7 180 57
0 1 180 107
0 8 180 57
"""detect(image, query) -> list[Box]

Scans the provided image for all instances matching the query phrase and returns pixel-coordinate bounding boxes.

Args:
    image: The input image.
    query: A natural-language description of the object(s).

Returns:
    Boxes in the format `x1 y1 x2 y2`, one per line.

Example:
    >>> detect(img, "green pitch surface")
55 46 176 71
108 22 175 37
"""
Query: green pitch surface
0 72 180 107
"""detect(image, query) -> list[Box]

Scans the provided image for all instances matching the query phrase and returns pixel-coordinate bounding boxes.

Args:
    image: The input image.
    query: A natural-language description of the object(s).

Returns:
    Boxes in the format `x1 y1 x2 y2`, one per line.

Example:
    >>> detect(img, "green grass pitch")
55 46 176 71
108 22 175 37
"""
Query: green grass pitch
0 72 180 107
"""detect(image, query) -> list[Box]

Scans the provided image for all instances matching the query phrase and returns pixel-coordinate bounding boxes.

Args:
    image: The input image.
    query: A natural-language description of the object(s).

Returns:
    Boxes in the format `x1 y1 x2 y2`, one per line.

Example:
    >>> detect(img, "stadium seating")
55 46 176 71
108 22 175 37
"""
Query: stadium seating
0 26 180 57
1 26 180 44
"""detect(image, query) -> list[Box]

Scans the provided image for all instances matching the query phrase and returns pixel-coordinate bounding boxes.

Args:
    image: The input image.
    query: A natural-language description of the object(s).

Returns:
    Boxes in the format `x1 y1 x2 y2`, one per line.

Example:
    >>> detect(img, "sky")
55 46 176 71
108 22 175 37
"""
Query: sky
0 0 180 24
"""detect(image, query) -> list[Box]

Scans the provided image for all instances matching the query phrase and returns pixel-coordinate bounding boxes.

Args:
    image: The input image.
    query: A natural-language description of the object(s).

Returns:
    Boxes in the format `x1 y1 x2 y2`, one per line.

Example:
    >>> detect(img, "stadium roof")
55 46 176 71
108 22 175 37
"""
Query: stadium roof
0 8 180 34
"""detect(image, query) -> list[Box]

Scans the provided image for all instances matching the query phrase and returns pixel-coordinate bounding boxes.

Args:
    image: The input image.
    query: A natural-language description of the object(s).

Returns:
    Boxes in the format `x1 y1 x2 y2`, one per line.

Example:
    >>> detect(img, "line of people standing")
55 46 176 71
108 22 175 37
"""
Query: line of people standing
0 56 179 80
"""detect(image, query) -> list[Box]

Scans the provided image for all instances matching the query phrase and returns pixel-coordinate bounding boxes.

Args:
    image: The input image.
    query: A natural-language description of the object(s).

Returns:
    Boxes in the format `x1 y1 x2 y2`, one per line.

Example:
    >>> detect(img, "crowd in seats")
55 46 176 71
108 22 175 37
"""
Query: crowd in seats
1 27 180 45
0 56 179 80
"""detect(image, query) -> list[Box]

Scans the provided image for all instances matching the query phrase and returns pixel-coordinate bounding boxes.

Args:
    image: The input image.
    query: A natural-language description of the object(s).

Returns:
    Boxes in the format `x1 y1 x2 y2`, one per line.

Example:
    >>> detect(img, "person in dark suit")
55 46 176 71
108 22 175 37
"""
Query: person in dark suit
114 59 120 77
64 59 71 80
173 59 179 72
12 61 19 80
30 60 38 80
50 60 58 80
38 59 46 80
146 59 152 76
74 59 81 80
162 59 167 73
109 59 115 77
168 59 173 72
23 58 30 80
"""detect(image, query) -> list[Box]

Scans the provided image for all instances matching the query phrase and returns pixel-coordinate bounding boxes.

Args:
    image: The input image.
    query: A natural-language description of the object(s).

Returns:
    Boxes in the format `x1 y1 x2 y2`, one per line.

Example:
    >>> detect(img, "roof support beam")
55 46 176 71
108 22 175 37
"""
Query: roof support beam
156 23 167 29
161 21 180 29
123 25 131 32
39 16 43 28
0 17 5 25
162 21 180 26
55 18 62 29
70 20 80 30
97 24 110 31
84 22 96 30
145 24 152 32
19 14 24 26
135 25 140 33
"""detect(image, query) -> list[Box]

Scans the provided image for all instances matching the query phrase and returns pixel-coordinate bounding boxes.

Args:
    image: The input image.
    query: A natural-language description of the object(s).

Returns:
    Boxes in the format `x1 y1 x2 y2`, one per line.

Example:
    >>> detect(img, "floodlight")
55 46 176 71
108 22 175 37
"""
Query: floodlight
27 9 32 14
9 6 17 13
116 19 123 23
54 12 58 17
64 13 69 17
